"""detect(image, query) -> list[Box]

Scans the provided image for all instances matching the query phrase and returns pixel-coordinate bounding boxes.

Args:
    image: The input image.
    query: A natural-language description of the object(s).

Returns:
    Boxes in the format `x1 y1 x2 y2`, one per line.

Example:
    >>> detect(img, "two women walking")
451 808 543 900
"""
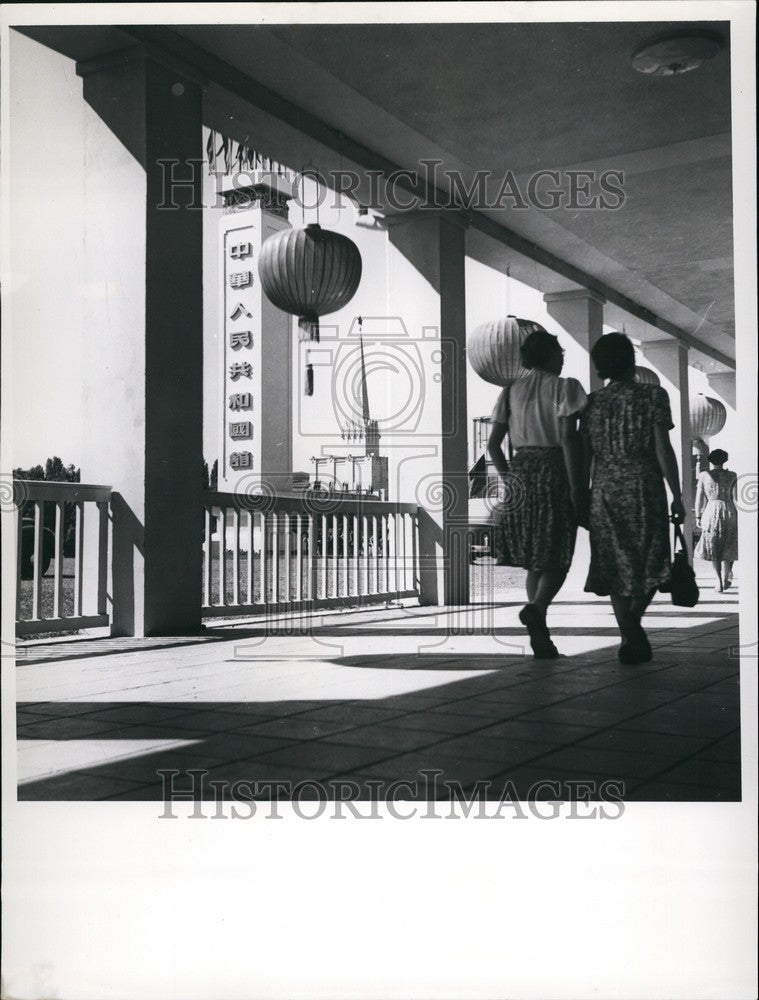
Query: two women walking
488 330 724 665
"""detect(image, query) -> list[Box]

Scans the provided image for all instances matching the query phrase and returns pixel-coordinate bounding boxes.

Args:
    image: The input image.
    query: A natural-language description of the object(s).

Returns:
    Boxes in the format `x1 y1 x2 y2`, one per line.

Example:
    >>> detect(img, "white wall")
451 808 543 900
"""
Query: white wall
9 33 85 469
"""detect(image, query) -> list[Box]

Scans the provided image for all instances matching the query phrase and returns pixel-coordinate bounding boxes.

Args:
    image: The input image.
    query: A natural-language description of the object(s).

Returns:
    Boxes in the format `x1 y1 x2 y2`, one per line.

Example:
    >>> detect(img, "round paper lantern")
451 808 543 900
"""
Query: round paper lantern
635 365 660 385
467 316 548 386
258 223 362 343
689 394 726 439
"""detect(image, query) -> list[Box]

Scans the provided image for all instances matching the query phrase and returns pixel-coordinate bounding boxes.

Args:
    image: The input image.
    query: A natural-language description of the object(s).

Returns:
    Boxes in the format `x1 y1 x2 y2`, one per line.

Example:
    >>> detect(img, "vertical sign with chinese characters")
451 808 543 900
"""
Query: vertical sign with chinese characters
219 174 293 493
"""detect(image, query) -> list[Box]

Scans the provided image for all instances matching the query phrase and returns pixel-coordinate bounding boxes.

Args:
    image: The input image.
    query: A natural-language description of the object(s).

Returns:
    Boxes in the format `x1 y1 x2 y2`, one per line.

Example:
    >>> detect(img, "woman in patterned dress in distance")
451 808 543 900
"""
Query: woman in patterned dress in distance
694 448 738 591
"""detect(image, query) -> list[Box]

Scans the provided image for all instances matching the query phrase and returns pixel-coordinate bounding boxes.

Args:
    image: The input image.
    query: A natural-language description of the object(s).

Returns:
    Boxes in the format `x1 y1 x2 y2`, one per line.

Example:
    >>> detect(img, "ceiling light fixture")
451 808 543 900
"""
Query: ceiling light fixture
631 32 723 76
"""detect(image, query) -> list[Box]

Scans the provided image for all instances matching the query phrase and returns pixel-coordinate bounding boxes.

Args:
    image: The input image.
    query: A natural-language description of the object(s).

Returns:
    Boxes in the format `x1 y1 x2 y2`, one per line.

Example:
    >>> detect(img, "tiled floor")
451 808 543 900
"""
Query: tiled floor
15 571 742 802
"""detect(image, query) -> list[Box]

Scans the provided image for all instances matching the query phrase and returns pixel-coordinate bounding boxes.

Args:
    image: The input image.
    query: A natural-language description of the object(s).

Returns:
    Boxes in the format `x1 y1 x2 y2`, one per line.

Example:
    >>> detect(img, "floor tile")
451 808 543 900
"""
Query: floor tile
626 782 740 802
382 712 490 735
321 724 446 753
233 717 357 740
574 729 709 757
654 757 742 793
252 741 393 776
16 716 127 740
17 771 147 800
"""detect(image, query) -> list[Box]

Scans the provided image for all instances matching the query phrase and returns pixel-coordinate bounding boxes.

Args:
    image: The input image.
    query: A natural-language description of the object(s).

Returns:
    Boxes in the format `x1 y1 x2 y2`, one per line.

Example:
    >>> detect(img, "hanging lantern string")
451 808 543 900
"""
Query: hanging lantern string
337 132 344 223
506 264 511 314
299 159 321 227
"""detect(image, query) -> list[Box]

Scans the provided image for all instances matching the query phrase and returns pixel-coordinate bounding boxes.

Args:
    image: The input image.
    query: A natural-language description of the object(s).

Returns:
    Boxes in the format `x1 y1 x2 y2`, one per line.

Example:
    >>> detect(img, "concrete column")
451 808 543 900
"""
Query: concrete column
641 339 694 549
543 288 606 392
78 49 205 635
385 211 469 606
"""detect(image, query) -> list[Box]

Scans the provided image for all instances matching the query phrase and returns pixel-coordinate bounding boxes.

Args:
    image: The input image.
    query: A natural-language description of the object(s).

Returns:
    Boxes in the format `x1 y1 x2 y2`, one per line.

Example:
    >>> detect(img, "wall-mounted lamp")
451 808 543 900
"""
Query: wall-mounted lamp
355 207 387 231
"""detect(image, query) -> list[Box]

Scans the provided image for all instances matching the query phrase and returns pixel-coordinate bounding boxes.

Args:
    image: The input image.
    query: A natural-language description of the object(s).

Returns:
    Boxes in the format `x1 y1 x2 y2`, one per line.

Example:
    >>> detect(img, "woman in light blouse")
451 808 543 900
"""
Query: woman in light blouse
488 330 588 658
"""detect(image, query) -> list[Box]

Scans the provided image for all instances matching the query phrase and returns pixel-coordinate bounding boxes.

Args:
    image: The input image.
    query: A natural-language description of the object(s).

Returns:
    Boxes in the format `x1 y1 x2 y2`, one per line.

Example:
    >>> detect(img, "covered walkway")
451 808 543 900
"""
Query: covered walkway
16 565 741 803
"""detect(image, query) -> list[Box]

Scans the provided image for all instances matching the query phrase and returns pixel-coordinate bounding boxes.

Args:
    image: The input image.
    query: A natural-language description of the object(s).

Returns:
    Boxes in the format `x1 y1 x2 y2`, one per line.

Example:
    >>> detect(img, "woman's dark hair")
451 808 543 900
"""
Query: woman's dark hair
709 448 728 465
520 330 561 370
591 331 636 381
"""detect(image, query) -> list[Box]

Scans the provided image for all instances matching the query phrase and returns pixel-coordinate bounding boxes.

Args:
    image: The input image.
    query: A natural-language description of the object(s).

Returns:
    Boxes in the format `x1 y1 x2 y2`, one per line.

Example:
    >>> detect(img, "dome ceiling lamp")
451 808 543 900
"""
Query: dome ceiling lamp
631 32 723 77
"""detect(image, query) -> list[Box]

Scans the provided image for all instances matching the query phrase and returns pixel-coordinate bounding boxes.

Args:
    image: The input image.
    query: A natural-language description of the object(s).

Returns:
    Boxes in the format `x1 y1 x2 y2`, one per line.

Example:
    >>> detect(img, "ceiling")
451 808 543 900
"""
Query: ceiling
18 19 735 371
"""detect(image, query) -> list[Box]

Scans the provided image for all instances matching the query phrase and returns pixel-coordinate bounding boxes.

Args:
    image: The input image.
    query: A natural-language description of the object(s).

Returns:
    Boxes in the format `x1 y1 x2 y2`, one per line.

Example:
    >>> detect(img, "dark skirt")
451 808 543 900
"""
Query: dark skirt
491 447 577 571
585 458 671 597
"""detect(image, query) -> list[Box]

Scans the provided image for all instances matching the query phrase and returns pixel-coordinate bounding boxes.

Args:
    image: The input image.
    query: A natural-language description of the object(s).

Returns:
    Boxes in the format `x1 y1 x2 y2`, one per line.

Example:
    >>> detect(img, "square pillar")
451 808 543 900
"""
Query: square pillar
217 178 294 493
641 339 694 549
385 211 469 605
78 49 205 635
543 288 605 392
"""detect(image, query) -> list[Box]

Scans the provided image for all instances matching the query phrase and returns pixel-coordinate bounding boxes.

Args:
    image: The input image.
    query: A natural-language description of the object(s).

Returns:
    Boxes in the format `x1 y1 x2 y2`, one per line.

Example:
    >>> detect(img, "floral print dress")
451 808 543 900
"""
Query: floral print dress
581 381 674 597
694 469 738 561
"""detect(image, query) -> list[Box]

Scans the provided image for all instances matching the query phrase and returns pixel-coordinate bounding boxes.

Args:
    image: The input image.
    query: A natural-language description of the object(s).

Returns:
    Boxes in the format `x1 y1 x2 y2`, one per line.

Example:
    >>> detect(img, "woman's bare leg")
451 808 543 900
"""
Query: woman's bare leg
722 560 734 587
712 559 723 590
611 592 654 664
630 589 656 622
610 594 632 631
520 567 567 658
532 568 568 615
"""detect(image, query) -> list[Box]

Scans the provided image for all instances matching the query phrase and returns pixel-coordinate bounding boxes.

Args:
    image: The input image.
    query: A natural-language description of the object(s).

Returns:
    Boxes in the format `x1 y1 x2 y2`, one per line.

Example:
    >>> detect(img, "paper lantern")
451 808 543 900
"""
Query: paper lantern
467 316 547 386
689 394 726 439
635 366 660 385
258 223 362 343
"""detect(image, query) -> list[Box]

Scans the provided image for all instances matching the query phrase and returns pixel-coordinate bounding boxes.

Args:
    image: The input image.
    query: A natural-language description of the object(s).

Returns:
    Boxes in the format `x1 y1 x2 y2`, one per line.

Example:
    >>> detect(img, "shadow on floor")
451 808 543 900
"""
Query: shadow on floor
16 615 741 803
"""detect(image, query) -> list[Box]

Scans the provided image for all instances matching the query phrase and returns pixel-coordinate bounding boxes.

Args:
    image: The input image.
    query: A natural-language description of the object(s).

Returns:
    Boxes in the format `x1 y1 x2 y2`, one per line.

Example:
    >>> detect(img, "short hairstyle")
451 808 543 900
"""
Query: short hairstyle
591 331 636 381
709 448 728 465
520 330 561 370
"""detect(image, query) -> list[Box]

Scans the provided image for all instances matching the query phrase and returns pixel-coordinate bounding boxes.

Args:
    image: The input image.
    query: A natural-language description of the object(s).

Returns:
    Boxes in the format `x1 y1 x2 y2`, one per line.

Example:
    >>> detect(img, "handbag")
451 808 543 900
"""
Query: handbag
468 454 488 499
659 520 699 607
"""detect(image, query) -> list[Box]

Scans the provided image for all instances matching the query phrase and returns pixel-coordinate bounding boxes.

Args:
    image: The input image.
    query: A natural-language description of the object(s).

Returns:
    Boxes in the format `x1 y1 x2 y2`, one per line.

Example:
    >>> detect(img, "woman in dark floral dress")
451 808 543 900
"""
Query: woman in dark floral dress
581 333 685 664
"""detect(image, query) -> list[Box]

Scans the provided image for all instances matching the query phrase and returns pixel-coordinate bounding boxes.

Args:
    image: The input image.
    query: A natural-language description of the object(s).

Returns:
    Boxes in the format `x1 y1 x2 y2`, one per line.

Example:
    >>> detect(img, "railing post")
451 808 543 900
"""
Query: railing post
31 500 43 621
53 500 64 619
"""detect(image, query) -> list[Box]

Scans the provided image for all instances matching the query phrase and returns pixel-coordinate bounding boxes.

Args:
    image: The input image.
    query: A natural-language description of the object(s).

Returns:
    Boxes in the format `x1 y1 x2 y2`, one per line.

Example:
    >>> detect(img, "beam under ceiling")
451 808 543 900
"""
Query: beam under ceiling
78 24 734 370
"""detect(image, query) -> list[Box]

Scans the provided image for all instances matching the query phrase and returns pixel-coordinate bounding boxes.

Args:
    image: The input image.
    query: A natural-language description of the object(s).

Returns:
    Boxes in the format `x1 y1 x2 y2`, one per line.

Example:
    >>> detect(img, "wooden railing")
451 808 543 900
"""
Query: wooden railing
202 491 420 616
14 480 111 636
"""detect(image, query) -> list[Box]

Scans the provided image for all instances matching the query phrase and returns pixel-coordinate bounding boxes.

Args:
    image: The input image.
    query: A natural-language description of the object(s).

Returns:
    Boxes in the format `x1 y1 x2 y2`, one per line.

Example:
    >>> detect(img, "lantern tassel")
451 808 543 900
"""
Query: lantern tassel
298 316 320 342
305 362 314 397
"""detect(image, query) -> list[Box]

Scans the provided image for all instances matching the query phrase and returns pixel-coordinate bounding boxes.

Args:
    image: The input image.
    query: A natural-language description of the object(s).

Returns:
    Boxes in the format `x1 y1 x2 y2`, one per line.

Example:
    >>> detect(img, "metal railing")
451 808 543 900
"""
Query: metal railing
14 480 111 636
202 491 420 617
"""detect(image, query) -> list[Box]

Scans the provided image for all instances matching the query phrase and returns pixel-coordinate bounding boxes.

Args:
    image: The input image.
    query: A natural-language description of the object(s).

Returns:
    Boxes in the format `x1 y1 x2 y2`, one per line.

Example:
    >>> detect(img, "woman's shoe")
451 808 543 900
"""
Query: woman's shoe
618 642 641 665
619 614 652 664
519 604 559 659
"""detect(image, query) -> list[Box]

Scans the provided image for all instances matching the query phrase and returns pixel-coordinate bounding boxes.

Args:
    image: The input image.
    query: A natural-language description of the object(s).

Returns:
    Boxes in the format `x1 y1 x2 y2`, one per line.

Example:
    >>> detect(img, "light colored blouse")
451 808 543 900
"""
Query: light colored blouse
695 468 737 516
491 369 588 447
